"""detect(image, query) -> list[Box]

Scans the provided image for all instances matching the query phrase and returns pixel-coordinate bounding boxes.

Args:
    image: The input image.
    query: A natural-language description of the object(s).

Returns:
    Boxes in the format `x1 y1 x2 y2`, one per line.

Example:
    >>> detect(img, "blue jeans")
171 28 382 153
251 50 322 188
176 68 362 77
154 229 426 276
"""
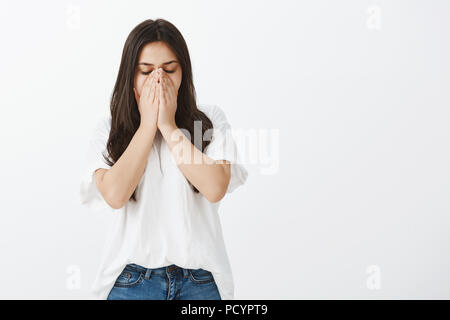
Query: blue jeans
106 263 222 300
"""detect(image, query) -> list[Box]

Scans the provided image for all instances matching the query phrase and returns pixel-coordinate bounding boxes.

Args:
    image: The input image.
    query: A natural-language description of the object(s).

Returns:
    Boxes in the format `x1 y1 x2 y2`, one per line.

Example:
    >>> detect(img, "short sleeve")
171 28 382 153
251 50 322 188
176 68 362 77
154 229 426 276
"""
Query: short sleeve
79 115 113 211
204 105 248 193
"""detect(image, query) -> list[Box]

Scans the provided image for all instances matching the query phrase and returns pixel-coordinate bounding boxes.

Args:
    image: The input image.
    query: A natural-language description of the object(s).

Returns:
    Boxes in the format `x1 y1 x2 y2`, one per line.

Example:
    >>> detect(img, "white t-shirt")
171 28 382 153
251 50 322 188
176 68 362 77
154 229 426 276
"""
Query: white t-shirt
79 104 248 300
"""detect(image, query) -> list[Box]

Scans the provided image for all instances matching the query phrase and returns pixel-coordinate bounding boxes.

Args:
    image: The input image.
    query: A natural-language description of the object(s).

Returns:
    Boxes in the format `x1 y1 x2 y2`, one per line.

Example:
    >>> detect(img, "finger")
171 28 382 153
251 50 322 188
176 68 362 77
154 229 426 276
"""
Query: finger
141 78 151 99
164 74 175 94
157 79 161 105
163 74 176 101
157 69 163 85
145 73 157 100
161 77 169 102
149 69 162 96
151 73 159 103
142 71 156 97
159 78 165 104
142 71 154 89
162 76 174 103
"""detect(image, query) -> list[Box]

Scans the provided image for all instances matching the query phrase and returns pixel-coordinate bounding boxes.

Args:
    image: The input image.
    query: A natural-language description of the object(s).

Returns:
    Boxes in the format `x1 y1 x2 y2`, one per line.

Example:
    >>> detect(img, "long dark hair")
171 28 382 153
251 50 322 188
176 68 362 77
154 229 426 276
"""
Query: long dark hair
103 18 213 201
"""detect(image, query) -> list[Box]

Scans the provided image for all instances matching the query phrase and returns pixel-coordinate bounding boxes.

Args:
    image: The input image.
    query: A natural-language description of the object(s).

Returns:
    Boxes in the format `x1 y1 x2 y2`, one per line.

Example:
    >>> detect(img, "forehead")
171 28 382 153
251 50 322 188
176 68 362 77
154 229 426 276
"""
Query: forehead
138 41 177 64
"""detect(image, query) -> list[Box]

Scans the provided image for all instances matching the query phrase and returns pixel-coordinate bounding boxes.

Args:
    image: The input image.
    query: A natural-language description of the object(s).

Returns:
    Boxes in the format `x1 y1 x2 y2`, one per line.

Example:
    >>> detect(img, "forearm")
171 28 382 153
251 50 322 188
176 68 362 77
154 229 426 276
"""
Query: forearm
160 123 230 202
99 122 157 208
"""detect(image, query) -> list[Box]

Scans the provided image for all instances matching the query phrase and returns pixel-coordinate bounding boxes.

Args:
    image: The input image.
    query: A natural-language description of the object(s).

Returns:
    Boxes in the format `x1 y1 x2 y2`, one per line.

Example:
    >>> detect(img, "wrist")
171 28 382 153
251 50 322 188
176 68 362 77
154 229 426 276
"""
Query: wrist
139 119 158 133
159 121 177 134
159 121 178 141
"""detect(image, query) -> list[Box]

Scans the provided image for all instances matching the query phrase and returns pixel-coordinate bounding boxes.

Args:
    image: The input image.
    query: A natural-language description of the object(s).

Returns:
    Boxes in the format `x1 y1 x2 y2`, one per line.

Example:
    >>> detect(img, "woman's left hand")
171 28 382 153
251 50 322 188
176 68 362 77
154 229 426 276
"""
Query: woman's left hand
157 70 178 131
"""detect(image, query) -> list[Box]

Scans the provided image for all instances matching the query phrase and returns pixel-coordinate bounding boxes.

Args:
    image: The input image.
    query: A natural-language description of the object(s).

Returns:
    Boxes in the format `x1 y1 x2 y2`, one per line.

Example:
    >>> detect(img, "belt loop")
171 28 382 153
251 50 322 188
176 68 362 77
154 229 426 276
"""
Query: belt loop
144 268 153 280
183 268 189 278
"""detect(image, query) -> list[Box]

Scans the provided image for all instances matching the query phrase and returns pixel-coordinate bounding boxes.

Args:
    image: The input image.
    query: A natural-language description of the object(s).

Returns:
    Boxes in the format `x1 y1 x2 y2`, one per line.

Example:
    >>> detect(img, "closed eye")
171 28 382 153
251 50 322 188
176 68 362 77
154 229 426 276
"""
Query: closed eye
141 70 175 75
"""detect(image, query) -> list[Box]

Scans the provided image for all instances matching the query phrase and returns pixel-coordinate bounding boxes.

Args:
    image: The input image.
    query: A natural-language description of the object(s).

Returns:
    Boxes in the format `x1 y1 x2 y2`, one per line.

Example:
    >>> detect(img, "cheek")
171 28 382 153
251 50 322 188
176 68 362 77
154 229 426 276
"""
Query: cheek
169 74 182 92
134 75 146 95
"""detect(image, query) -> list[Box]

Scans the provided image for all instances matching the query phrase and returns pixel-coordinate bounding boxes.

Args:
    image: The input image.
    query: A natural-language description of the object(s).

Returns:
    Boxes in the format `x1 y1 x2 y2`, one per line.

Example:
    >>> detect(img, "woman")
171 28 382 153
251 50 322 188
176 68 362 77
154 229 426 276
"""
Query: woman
79 18 248 300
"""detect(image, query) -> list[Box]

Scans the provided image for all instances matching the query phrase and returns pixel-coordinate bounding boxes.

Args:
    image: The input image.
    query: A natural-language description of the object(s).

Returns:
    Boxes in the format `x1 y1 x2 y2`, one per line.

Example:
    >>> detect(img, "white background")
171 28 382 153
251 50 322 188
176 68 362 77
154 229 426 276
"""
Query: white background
0 0 449 299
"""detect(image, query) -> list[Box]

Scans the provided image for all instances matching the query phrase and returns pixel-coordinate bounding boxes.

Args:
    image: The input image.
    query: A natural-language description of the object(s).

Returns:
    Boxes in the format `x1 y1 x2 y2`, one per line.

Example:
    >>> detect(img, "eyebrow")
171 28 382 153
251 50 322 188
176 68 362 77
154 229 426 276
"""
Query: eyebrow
138 60 178 66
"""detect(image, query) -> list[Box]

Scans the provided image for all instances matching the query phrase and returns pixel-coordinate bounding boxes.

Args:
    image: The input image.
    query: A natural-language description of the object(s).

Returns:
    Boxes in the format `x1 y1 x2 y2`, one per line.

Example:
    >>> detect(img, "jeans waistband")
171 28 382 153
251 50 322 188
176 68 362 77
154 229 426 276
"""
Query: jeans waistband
126 263 190 278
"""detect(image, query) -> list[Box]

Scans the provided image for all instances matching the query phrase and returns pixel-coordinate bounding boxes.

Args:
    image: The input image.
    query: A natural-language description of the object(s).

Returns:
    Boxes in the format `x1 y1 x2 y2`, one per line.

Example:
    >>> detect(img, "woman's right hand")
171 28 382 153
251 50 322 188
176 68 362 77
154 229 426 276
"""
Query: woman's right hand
134 68 162 128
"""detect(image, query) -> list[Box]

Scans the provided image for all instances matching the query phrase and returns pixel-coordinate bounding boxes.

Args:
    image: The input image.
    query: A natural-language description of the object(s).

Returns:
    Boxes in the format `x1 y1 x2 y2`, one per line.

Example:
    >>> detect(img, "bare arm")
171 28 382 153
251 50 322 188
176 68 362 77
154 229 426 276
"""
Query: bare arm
94 123 157 209
160 123 231 203
154 71 230 202
94 69 161 209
